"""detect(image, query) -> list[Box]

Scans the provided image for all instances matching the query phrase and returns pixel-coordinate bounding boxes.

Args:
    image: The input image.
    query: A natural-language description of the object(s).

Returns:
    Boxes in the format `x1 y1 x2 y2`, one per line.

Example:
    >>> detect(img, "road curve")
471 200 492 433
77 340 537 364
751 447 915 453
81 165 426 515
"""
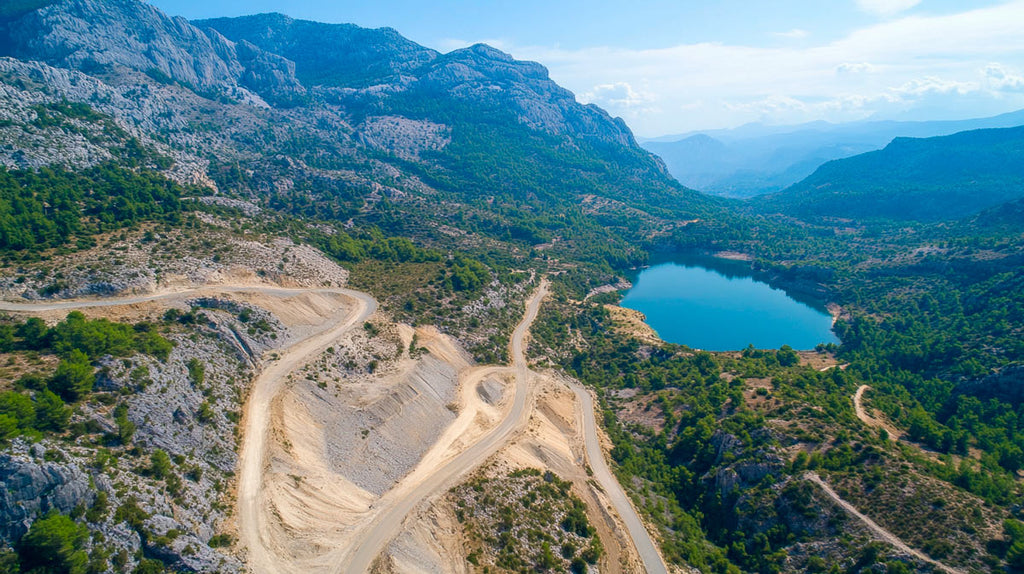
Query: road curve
0 284 378 574
236 288 377 574
339 280 549 574
571 383 669 574
853 385 871 424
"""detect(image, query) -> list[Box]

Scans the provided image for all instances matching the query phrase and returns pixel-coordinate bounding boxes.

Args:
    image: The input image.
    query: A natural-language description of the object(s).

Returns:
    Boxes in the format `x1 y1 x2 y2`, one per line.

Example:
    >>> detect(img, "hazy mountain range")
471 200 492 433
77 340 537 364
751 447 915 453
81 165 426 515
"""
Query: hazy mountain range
755 125 1024 223
643 110 1024 198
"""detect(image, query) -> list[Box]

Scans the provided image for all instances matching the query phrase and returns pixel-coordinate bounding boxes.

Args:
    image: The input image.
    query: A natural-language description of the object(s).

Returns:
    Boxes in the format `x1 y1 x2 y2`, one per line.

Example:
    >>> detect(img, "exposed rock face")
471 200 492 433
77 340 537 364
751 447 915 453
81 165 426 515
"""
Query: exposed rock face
0 0 673 192
197 15 640 148
708 430 787 498
0 447 97 541
417 43 637 147
0 0 302 103
194 13 438 89
358 116 450 159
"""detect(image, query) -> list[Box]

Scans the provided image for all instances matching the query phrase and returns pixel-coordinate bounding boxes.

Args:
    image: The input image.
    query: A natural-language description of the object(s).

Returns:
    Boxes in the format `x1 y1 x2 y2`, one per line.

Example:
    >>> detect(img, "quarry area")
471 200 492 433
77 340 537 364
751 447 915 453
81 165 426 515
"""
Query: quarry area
0 231 668 574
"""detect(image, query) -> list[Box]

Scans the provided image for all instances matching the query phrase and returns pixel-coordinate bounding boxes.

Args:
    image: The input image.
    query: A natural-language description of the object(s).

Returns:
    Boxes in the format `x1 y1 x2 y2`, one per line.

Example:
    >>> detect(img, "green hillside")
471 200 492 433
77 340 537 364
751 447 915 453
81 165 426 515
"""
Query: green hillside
756 126 1024 222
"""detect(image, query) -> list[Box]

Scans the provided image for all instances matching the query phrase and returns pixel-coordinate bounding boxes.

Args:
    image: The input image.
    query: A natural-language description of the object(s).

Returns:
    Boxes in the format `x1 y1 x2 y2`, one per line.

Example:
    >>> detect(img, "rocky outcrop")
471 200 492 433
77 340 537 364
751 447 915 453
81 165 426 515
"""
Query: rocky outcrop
955 364 1024 403
0 0 303 104
708 430 787 498
0 445 97 541
417 43 637 147
198 15 642 148
195 13 437 89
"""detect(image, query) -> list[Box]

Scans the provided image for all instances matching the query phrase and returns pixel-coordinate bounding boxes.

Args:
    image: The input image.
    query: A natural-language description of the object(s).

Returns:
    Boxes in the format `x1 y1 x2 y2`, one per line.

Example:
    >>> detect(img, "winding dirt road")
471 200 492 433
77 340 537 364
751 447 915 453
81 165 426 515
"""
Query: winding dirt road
0 284 378 574
338 280 548 573
3 279 669 573
571 383 669 574
235 289 377 574
854 385 898 441
805 472 962 574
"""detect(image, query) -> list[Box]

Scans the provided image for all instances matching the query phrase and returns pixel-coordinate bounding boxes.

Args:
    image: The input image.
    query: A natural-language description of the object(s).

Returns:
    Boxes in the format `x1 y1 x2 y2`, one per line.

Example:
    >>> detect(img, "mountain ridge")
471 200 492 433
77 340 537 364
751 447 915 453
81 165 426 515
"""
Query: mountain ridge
644 109 1024 198
754 125 1024 222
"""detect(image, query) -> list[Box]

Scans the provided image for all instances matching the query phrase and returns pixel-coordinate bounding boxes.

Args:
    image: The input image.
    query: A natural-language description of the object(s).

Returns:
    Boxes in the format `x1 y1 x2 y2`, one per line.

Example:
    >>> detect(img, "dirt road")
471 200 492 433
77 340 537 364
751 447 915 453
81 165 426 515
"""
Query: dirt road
236 289 377 574
853 385 898 441
805 472 962 574
853 385 871 423
339 280 548 573
571 383 669 574
4 280 669 573
0 285 378 574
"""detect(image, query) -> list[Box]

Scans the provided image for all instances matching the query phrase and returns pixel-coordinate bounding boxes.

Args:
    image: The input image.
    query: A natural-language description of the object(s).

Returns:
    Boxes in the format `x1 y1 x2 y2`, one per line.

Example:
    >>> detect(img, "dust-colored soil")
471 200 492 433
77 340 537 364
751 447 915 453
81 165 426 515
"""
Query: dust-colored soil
853 385 900 441
798 351 838 371
2 276 671 573
605 304 663 346
343 280 667 574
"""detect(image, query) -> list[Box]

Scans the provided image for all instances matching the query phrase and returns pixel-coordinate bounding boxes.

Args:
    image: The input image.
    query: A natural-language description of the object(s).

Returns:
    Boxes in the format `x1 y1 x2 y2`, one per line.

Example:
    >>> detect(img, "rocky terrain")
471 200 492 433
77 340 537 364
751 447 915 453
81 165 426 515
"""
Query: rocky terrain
0 227 368 572
4 0 1009 573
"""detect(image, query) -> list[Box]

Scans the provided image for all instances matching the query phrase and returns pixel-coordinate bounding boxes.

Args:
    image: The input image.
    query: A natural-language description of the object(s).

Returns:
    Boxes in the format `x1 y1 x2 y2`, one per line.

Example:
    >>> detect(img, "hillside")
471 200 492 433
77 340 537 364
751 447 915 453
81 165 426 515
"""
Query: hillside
0 1 713 270
754 125 1024 222
2 1 1024 573
0 1 720 573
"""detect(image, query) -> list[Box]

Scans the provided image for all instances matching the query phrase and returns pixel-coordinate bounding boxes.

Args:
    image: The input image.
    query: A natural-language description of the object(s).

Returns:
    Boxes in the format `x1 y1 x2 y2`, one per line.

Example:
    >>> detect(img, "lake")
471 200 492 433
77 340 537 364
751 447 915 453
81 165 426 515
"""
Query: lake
619 254 840 351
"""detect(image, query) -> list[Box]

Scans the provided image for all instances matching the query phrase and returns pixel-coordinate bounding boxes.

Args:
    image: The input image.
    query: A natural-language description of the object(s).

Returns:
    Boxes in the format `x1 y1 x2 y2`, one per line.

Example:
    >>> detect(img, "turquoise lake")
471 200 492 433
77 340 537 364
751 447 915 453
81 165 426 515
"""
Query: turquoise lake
619 254 840 351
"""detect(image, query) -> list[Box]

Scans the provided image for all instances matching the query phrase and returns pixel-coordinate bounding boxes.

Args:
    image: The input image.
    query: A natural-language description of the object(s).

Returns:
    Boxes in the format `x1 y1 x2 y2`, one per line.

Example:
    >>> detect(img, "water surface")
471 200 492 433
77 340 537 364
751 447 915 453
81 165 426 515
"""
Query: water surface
620 254 839 351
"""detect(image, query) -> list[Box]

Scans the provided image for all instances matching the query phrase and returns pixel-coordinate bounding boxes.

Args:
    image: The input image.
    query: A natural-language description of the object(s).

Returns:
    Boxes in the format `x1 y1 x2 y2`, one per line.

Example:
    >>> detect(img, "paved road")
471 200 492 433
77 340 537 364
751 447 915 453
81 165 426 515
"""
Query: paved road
339 281 548 573
571 383 669 574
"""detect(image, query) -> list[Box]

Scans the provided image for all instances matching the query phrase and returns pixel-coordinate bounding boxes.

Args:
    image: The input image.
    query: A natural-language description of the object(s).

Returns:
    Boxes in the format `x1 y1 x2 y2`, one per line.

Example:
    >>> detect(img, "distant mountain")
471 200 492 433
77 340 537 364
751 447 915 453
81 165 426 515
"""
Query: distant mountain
643 110 1024 198
969 196 1024 231
753 126 1024 223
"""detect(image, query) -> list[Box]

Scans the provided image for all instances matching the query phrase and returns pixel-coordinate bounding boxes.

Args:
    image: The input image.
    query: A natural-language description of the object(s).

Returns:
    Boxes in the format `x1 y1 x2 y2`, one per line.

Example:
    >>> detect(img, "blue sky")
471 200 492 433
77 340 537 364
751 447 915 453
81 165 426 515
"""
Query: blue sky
152 0 1024 136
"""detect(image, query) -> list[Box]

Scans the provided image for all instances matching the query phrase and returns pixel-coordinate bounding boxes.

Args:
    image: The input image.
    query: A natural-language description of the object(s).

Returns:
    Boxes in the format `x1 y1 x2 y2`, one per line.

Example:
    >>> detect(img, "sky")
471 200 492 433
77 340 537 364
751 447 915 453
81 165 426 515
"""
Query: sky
150 0 1024 137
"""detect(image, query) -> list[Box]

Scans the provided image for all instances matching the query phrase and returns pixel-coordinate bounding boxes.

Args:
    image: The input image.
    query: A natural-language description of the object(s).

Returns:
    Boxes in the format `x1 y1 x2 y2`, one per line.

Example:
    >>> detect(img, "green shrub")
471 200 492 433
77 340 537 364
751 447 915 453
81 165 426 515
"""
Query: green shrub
149 449 172 480
48 350 94 402
34 390 71 431
16 512 89 574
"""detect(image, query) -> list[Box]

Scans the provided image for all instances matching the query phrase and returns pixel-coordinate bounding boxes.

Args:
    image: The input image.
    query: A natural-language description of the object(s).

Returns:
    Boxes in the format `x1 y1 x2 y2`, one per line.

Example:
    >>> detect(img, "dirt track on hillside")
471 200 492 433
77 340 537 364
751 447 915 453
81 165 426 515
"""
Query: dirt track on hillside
2 279 669 573
806 472 962 574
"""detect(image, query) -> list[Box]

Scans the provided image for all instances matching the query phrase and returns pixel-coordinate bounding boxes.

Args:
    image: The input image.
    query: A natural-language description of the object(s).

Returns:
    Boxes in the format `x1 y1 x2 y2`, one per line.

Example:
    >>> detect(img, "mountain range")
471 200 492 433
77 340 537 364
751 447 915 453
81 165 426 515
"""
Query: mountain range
643 110 1024 198
756 125 1024 223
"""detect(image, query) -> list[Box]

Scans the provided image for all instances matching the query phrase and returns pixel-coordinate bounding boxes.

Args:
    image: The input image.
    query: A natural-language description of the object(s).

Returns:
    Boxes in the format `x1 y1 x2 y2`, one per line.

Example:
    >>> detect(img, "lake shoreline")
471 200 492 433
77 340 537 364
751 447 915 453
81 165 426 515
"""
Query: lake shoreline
620 252 840 351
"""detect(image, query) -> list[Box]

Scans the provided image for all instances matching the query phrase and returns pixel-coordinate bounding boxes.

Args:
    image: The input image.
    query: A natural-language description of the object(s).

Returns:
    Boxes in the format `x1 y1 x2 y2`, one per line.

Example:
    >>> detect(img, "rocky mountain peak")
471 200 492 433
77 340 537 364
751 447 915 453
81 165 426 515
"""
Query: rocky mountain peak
0 0 303 103
195 13 439 89
199 13 641 147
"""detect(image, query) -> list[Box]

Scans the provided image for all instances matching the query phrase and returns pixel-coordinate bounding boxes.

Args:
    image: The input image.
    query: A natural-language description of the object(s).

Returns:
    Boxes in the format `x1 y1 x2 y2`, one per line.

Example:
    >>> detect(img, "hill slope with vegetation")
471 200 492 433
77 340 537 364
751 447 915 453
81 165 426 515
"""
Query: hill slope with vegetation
755 125 1024 222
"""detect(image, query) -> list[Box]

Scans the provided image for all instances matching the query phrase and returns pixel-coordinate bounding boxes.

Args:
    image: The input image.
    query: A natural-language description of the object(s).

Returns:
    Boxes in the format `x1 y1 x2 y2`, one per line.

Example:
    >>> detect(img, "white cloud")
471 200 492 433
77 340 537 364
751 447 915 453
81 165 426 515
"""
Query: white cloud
580 82 653 108
892 76 978 96
836 62 876 75
984 63 1024 92
503 1 1024 135
855 0 921 17
775 28 809 39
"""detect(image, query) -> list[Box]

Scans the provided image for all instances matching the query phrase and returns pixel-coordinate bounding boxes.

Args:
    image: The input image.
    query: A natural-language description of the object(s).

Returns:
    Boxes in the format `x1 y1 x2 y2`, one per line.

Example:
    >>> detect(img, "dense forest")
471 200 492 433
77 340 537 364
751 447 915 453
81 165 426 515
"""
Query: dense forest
0 163 189 256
